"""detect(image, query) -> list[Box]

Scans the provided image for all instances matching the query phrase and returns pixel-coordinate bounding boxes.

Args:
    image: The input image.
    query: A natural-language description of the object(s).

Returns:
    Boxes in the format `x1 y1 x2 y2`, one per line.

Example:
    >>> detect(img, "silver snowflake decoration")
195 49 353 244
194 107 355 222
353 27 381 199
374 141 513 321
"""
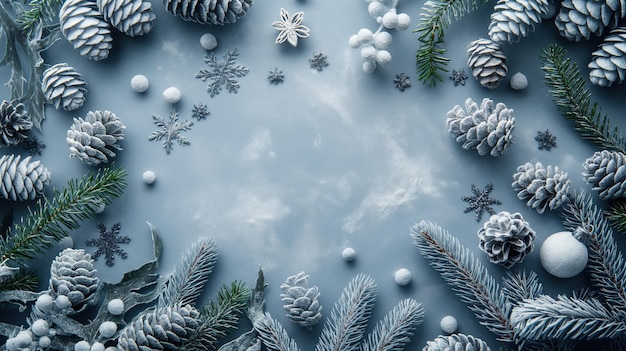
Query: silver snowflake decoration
462 183 502 222
309 51 329 72
85 222 130 266
192 103 210 121
195 49 250 97
268 67 285 85
272 8 310 47
535 129 556 151
148 110 194 154
450 69 468 86
394 72 411 92
22 137 46 155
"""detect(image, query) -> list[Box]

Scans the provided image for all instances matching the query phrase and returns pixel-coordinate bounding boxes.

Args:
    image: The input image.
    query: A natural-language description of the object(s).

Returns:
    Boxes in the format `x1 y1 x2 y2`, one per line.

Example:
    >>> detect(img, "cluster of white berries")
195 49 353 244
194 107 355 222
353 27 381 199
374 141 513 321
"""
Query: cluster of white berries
348 0 410 73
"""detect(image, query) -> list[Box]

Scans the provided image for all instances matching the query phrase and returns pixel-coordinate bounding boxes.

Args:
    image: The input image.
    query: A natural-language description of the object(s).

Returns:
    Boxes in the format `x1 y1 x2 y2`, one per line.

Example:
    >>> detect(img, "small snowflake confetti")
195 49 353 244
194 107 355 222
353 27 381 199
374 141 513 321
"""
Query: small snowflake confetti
309 51 329 71
462 183 502 222
148 110 194 154
268 67 285 85
535 129 556 151
272 8 310 47
191 103 210 121
21 137 46 155
195 49 250 97
85 222 131 266
449 69 468 86
394 72 411 92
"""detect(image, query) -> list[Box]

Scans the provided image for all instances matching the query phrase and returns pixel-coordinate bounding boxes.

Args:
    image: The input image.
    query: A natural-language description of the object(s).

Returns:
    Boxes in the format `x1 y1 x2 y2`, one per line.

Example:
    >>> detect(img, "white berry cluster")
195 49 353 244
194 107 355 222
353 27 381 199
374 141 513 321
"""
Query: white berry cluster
348 0 410 73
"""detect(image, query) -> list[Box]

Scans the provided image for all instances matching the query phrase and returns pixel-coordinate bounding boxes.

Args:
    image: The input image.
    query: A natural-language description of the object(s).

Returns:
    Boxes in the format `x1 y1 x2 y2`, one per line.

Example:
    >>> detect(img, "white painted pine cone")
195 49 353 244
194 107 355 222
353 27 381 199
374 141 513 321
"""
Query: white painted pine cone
50 248 100 311
555 0 620 41
512 162 571 214
59 0 113 60
488 0 551 44
582 150 626 199
0 100 32 147
589 27 626 87
67 110 125 166
467 38 508 89
42 63 87 111
163 0 254 25
280 271 322 329
0 155 50 201
422 333 492 351
97 0 155 36
478 211 535 268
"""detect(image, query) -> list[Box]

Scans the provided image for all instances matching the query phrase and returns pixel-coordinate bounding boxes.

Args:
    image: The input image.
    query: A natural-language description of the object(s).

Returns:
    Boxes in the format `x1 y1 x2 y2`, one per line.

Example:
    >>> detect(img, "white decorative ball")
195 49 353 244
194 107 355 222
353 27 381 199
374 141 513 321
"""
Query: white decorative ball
55 295 71 309
362 61 376 73
394 268 412 286
5 338 17 351
540 231 588 278
39 336 52 348
382 12 398 29
360 46 377 60
58 236 74 250
396 13 411 30
94 200 106 214
91 342 105 351
35 294 54 312
130 75 149 93
357 28 373 43
373 31 393 49
107 298 125 315
440 315 458 334
375 50 392 65
75 340 91 351
142 170 157 185
510 72 528 90
98 321 117 338
200 33 218 50
368 1 387 18
105 347 119 351
14 330 33 348
348 35 361 48
162 87 182 104
31 319 50 337
342 247 356 261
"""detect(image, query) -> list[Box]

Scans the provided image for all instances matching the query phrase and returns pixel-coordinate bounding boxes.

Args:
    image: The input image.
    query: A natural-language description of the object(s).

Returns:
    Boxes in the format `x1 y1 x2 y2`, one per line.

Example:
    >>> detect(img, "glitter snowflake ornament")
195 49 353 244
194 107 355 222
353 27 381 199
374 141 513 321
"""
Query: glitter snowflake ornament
195 49 249 97
394 72 411 91
535 129 556 150
85 222 131 266
268 67 285 85
149 110 193 154
272 8 310 47
449 69 467 86
462 183 502 222
309 51 329 71
191 103 210 121
478 211 536 268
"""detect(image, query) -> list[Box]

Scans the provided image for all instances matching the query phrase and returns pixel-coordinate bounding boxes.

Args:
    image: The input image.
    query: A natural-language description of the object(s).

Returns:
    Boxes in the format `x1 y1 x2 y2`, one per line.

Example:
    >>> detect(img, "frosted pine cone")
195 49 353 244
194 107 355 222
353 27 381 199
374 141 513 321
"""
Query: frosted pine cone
280 271 322 329
488 0 551 44
555 0 619 41
0 155 50 201
478 211 535 268
446 98 515 157
589 27 626 87
50 248 100 311
67 110 125 166
59 0 113 61
423 333 492 351
42 63 87 111
512 162 571 214
582 150 626 199
97 0 155 36
117 304 200 351
0 100 32 147
163 0 255 25
467 38 508 89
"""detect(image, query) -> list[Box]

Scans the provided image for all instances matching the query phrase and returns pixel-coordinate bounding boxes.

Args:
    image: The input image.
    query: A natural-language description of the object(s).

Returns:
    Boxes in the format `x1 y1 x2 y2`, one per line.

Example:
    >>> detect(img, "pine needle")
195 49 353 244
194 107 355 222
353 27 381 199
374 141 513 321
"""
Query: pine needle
501 271 543 307
540 44 626 153
16 0 64 33
0 269 38 292
360 298 424 351
254 312 302 351
606 201 626 235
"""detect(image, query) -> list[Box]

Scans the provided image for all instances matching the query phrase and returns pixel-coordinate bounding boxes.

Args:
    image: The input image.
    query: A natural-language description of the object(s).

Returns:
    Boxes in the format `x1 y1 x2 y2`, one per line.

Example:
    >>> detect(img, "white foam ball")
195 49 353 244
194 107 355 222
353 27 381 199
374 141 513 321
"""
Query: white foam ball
107 298 125 315
58 236 74 250
5 338 17 351
382 12 398 29
94 200 106 214
55 295 71 309
31 319 50 337
91 342 105 351
357 28 373 43
363 61 376 73
440 315 458 334
142 170 157 185
14 330 33 348
375 50 392 65
342 247 356 261
98 321 117 338
373 31 393 49
130 75 149 93
348 34 361 48
75 340 91 351
510 72 528 90
200 33 217 50
39 336 51 348
368 1 387 17
35 294 54 312
394 268 412 286
162 87 181 104
360 46 377 60
105 347 119 351
540 231 588 278
396 13 411 30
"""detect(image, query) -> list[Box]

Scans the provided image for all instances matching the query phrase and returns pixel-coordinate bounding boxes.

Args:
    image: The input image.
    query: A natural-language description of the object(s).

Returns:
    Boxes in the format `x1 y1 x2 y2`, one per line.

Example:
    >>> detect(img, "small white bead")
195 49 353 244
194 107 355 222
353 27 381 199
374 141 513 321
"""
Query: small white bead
362 61 376 73
348 35 361 48
375 50 392 65
14 330 33 348
39 336 52 347
107 298 125 315
142 170 157 185
93 200 106 214
360 46 377 60
55 295 71 309
91 342 106 351
440 315 458 334
373 31 392 50
162 87 182 104
58 236 74 250
342 247 356 262
510 72 528 90
200 33 218 50
35 294 54 312
98 321 117 338
31 319 50 337
368 1 387 17
357 28 373 43
382 12 398 29
75 340 91 351
396 13 411 30
130 75 149 93
394 268 412 286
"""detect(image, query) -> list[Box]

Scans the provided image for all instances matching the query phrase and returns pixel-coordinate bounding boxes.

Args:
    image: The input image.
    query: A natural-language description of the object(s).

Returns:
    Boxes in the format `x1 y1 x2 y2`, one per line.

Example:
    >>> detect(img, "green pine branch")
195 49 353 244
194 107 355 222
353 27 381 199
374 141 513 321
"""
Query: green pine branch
16 0 64 33
0 269 38 292
540 44 626 153
0 165 127 267
606 201 626 234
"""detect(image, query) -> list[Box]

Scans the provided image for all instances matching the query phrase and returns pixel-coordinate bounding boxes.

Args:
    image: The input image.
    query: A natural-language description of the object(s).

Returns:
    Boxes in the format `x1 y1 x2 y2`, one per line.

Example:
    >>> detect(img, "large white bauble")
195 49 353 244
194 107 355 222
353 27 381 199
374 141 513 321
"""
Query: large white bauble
540 231 588 278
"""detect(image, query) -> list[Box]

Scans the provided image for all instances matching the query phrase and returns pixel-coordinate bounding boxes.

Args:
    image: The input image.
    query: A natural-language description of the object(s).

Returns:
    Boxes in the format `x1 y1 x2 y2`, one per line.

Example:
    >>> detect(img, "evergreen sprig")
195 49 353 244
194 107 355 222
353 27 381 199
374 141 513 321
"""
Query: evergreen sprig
0 165 127 268
501 271 543 307
16 0 64 33
254 312 302 351
0 270 38 292
415 0 488 86
606 201 626 234
540 44 626 153
360 298 424 351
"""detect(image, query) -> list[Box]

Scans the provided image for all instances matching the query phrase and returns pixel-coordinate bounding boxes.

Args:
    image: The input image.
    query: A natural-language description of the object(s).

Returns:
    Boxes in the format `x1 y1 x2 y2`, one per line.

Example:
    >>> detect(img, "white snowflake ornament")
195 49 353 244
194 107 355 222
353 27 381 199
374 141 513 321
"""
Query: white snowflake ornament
272 8 310 47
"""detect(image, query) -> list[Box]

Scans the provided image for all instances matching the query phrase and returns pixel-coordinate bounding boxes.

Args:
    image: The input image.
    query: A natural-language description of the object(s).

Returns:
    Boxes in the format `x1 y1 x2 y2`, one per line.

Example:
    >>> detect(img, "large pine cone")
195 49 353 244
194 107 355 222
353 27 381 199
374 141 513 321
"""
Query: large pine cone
589 27 626 87
97 0 155 36
488 0 551 44
66 110 125 166
555 0 620 41
423 333 492 351
512 162 571 214
446 98 515 157
467 38 508 89
280 271 322 329
0 155 50 201
50 248 100 311
163 0 254 25
117 304 200 351
41 63 87 111
0 100 32 147
582 150 626 199
59 0 113 61
478 211 535 268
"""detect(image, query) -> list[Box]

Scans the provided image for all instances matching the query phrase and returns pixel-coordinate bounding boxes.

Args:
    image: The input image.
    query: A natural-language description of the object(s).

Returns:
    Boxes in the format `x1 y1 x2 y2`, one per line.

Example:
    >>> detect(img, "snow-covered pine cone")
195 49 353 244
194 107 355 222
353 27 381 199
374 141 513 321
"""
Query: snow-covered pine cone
59 0 113 61
446 97 515 157
477 211 535 268
423 333 492 351
488 0 551 44
41 63 88 111
67 110 125 166
163 0 254 25
555 0 621 41
582 150 626 199
50 248 100 311
280 271 322 329
589 27 626 87
117 304 200 351
0 100 32 147
467 38 508 89
0 155 50 201
97 0 155 36
512 162 571 214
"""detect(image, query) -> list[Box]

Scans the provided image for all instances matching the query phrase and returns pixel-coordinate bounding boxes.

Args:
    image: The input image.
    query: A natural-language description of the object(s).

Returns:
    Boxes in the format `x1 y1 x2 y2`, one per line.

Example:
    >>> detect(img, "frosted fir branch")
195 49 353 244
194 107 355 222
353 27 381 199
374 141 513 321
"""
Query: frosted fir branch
410 221 514 342
253 312 302 351
606 200 626 235
510 295 626 340
501 271 543 307
315 274 377 351
360 298 424 351
16 0 63 33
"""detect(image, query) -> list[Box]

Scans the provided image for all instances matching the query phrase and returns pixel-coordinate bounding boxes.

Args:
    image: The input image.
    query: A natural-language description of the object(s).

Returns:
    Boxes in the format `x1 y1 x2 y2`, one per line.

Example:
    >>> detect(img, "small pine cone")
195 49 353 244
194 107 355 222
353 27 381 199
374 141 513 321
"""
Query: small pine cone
280 271 322 329
423 333 492 351
66 110 125 166
97 0 155 36
467 38 508 89
555 0 619 42
41 63 87 111
0 100 32 147
446 98 515 157
589 27 626 87
59 0 113 61
488 0 551 44
117 304 200 351
512 162 571 214
0 155 50 201
582 150 626 199
163 0 254 25
478 211 535 268
50 248 100 311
